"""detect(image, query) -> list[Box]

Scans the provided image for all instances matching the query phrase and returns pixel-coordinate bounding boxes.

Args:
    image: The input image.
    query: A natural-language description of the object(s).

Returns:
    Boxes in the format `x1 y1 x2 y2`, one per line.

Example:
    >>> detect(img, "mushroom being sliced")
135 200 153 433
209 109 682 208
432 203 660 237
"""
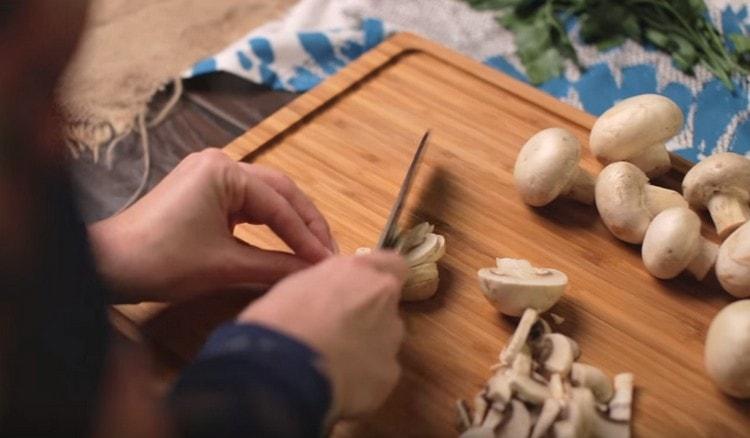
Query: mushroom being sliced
405 233 445 266
683 152 750 239
589 94 683 177
595 162 687 244
704 300 750 398
514 127 595 206
641 207 719 280
401 262 440 301
478 258 568 317
716 220 750 298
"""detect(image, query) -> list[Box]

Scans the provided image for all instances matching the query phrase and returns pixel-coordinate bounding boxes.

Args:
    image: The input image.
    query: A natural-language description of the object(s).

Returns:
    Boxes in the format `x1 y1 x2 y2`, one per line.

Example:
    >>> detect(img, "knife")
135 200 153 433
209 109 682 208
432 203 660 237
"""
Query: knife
376 130 431 250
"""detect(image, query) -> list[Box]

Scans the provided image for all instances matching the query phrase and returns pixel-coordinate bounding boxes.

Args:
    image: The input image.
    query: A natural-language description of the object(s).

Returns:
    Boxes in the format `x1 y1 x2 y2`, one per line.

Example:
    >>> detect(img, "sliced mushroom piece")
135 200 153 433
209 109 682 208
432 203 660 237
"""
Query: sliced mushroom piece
514 127 595 206
592 414 630 438
497 400 532 438
589 94 682 177
481 403 505 429
395 222 434 252
595 162 688 244
535 333 577 377
642 207 718 280
511 375 552 405
471 390 490 426
608 373 634 422
404 233 446 266
704 300 750 398
401 262 439 301
716 221 750 298
511 345 533 377
499 308 539 365
486 373 513 406
683 152 750 239
553 387 597 438
456 399 472 432
571 363 614 403
479 258 568 317
531 398 561 438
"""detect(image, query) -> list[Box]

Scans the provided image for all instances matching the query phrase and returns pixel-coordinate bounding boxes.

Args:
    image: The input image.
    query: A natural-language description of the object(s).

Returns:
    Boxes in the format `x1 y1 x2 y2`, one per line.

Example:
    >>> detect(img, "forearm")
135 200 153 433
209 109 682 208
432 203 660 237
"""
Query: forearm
169 323 332 438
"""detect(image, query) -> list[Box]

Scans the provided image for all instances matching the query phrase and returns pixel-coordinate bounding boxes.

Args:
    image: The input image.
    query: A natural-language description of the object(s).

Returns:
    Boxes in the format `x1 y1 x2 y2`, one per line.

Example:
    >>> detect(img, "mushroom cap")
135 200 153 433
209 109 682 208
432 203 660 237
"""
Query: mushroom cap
589 94 683 161
682 152 750 208
595 162 652 243
704 299 750 398
478 258 567 316
716 220 750 298
641 207 701 279
514 128 582 206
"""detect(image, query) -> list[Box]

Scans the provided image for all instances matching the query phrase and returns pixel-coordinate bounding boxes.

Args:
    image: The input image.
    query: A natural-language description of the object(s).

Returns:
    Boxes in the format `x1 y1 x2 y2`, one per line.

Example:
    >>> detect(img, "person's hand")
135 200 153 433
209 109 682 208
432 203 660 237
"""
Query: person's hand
238 251 408 420
89 149 336 303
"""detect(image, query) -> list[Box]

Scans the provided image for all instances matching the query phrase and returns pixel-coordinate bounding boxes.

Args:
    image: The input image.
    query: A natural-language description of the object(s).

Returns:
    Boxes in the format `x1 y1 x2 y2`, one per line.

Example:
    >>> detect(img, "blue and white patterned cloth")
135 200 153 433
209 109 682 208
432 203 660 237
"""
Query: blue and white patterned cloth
185 0 750 163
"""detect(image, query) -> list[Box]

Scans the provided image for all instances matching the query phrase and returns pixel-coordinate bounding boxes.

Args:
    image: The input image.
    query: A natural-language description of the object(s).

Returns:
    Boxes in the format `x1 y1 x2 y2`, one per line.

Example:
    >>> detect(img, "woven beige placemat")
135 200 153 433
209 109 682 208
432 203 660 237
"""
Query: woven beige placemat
57 0 297 161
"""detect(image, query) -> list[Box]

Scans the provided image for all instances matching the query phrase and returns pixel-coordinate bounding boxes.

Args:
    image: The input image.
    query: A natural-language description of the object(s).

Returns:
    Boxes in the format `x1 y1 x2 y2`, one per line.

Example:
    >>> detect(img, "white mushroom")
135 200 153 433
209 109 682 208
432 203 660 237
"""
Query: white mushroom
716 221 750 297
589 94 683 177
608 373 634 421
499 308 539 366
496 400 532 438
536 333 578 377
704 300 750 398
641 207 719 280
531 398 561 438
478 258 568 317
514 127 595 206
571 363 614 403
401 262 440 301
595 162 688 244
683 152 750 239
404 233 446 266
553 387 596 438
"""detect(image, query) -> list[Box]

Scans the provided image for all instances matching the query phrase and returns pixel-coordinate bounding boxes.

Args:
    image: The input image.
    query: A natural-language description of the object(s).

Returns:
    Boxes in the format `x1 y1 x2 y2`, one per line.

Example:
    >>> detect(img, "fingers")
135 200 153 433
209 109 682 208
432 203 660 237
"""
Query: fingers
358 250 409 283
228 242 312 285
239 163 336 253
229 167 331 262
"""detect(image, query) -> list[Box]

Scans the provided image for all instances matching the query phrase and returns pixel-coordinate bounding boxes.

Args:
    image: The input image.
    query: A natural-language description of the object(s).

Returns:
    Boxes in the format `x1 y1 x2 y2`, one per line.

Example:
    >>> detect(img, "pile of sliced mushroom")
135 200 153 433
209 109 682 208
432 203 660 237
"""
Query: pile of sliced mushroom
457 309 633 438
357 222 446 301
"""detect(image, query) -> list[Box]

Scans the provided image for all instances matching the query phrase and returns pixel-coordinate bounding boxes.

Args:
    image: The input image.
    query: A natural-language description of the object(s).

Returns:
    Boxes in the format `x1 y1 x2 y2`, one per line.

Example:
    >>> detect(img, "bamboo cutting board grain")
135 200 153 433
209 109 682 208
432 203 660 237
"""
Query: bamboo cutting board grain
119 33 749 436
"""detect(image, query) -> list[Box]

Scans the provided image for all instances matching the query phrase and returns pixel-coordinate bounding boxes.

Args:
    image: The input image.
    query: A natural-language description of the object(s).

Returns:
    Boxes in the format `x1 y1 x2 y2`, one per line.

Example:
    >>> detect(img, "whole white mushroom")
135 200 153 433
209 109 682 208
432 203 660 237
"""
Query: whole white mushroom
704 300 750 398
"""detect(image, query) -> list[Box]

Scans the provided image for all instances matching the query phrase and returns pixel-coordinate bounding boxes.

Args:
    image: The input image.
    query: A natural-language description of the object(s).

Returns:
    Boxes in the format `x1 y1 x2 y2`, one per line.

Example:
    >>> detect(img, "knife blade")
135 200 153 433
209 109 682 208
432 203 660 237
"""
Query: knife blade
376 130 431 250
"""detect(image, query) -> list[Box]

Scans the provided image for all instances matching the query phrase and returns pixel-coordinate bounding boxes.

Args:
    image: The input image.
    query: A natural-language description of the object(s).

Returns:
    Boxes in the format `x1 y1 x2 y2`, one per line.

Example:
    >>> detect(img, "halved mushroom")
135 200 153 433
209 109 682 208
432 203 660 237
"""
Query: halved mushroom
478 258 568 317
589 94 683 177
704 300 750 398
514 127 595 206
641 207 718 280
571 363 614 403
683 152 750 239
595 161 688 244
716 220 750 298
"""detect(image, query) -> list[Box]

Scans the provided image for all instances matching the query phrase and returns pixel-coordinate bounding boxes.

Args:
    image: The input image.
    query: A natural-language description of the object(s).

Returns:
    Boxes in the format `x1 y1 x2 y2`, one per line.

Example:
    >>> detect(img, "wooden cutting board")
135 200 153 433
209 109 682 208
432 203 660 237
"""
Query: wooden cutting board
118 32 749 436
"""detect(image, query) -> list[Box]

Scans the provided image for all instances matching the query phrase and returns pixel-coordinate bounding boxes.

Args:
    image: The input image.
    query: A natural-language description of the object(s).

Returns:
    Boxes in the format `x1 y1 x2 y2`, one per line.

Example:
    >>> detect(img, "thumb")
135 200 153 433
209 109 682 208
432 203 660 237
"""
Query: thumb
225 240 312 286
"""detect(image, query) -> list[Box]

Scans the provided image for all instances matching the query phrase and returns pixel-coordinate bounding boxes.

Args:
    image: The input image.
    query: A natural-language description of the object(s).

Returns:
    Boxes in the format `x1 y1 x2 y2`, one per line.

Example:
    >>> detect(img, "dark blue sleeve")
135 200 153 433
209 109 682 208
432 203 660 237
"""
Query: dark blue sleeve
169 323 332 438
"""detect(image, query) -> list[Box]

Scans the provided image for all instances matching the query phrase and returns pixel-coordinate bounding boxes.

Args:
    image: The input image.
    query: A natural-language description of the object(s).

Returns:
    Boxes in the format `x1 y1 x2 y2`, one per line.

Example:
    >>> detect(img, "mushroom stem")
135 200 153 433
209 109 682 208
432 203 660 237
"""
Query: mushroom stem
707 193 750 239
686 237 719 280
628 142 671 177
562 167 595 205
499 308 538 366
644 184 688 217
